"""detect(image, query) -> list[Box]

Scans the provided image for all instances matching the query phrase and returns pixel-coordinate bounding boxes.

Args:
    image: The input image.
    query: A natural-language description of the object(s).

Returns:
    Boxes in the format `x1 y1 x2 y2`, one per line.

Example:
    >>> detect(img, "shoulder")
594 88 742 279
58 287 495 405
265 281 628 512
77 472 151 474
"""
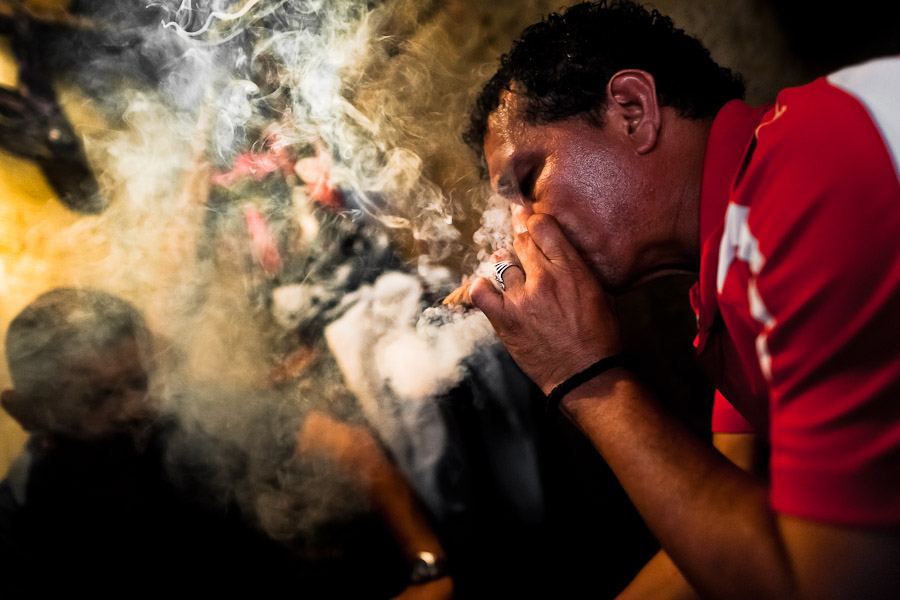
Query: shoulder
732 60 900 267
741 69 899 203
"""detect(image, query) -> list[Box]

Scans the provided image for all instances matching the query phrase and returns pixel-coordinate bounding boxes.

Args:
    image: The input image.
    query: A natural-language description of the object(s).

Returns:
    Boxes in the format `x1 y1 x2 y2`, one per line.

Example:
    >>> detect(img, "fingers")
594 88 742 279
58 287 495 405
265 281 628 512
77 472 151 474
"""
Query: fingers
512 214 592 288
469 276 504 318
495 263 525 293
513 230 548 281
525 214 583 266
490 247 518 264
476 214 581 315
510 204 530 236
490 249 526 291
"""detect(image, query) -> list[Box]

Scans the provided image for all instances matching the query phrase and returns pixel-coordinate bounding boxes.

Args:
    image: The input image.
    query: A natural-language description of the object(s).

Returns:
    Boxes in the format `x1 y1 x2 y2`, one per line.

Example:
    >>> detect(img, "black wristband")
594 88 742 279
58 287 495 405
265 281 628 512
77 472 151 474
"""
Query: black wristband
545 354 632 413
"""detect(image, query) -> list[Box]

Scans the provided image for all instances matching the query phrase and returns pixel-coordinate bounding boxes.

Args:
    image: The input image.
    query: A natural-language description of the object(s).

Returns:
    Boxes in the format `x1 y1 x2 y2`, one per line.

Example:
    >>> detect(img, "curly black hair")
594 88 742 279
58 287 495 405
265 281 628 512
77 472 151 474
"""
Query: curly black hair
464 1 745 163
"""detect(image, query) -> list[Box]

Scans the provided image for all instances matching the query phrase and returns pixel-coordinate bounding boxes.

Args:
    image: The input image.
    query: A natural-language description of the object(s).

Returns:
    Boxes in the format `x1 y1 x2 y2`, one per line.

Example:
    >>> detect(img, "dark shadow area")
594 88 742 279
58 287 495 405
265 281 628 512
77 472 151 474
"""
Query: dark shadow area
765 0 900 76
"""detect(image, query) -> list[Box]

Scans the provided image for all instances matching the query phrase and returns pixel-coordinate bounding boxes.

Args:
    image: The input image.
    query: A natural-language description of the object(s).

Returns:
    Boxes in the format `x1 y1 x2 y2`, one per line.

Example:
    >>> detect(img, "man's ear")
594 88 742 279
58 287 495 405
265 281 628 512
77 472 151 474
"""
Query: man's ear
1 389 42 431
605 69 661 154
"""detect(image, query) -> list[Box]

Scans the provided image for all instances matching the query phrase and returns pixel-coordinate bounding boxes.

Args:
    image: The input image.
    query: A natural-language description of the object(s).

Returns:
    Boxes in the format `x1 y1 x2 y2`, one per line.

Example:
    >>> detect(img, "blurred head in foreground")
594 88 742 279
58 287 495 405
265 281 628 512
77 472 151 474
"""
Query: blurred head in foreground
2 288 156 442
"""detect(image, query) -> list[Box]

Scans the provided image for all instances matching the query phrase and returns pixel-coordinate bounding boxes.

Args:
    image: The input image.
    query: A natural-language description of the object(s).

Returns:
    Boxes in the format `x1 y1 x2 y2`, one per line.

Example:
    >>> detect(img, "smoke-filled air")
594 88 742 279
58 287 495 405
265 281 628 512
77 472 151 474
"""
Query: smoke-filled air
0 0 568 553
0 0 810 594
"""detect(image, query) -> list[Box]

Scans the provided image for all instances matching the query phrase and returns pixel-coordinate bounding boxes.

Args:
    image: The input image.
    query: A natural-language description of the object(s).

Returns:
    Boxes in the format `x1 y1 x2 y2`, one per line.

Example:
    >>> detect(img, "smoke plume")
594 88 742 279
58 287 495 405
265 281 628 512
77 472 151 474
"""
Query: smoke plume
0 0 573 546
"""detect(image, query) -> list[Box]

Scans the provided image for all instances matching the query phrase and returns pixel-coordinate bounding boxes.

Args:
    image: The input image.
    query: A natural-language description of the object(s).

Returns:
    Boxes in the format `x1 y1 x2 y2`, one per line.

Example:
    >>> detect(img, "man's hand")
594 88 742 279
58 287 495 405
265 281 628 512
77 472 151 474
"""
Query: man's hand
469 213 623 395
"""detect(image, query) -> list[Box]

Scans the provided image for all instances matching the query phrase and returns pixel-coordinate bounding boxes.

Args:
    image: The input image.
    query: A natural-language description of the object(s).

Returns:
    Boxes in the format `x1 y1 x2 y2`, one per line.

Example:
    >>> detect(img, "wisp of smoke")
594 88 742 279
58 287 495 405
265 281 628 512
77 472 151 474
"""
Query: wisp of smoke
2 0 579 554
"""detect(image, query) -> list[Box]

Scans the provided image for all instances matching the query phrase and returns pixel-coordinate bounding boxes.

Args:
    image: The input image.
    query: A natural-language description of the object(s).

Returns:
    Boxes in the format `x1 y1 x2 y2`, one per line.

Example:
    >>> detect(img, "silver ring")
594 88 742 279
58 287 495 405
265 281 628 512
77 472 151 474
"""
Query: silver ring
494 260 514 291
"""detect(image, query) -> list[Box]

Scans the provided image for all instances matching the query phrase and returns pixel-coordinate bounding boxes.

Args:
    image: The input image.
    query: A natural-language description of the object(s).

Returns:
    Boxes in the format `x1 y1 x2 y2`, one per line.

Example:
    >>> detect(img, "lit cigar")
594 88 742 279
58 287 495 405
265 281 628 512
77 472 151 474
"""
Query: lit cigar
442 275 474 309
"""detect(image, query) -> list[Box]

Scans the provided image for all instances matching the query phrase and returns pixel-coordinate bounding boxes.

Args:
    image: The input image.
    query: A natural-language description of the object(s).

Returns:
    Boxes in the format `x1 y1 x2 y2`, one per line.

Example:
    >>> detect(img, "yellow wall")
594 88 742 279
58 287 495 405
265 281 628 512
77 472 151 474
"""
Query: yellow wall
0 24 79 475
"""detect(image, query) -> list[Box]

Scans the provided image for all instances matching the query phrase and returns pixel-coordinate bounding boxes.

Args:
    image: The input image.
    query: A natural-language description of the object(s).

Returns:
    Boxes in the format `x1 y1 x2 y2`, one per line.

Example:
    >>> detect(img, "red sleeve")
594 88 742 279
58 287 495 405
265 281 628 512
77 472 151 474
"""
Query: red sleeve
738 73 900 525
712 391 755 434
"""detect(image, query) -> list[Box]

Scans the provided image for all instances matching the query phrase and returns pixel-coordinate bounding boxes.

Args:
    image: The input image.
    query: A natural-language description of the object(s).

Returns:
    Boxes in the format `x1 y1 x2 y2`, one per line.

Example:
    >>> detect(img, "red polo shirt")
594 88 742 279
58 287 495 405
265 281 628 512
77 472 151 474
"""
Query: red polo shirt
692 57 900 525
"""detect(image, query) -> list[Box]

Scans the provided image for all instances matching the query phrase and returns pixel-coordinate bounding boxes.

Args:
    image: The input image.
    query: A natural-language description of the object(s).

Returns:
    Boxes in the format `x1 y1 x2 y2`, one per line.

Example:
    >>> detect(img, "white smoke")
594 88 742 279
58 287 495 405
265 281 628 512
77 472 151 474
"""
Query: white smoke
323 270 495 512
2 0 566 540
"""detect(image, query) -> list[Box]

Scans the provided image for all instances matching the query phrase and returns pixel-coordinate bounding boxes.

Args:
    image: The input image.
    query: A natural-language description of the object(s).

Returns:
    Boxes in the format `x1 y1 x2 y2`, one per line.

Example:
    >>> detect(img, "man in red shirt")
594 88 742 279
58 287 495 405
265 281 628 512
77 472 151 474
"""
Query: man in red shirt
464 1 900 598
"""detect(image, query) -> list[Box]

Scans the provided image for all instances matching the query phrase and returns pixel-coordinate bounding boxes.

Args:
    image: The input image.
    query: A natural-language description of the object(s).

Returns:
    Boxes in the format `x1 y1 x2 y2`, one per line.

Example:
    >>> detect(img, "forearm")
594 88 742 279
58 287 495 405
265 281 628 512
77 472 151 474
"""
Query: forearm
297 412 446 558
561 368 794 600
616 550 700 600
359 443 445 558
616 433 762 600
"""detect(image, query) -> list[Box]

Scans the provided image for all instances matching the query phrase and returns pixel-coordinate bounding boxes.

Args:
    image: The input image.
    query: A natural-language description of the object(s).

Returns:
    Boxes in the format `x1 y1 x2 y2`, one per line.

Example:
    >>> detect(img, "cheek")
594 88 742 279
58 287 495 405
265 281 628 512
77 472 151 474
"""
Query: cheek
539 159 639 263
578 151 631 207
531 179 600 259
570 152 646 244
